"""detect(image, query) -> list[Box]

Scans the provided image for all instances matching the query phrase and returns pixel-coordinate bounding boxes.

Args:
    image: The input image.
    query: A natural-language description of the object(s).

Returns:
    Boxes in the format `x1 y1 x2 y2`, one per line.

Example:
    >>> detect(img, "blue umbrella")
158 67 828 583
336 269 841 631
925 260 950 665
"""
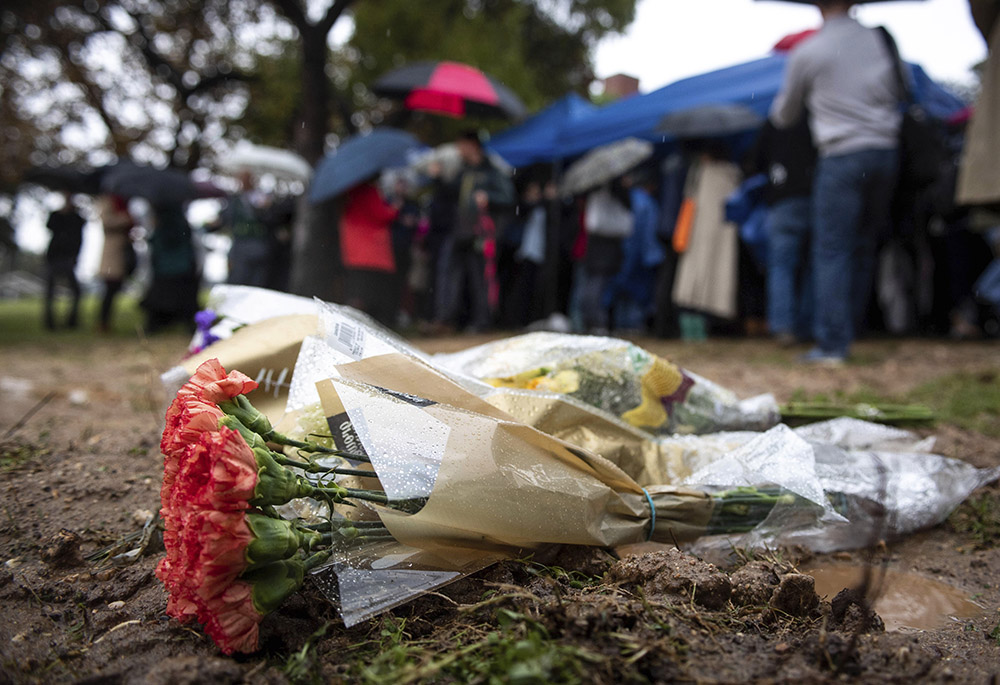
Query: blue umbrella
556 53 962 159
309 128 423 204
487 93 596 167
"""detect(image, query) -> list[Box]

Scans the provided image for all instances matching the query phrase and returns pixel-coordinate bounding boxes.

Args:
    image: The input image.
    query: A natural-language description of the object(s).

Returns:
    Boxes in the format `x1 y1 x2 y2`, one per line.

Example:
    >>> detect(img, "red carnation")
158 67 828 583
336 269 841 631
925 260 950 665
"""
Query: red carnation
169 427 258 513
161 396 225 460
179 358 258 405
158 507 254 634
155 508 202 624
154 360 345 655
177 509 254 603
161 359 256 509
161 358 258 461
201 581 262 655
160 395 225 513
156 553 199 624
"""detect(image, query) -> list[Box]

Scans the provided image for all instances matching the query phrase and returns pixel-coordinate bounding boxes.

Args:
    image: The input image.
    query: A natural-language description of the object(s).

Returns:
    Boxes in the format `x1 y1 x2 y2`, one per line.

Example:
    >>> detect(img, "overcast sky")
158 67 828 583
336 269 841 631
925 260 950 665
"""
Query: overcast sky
594 0 987 92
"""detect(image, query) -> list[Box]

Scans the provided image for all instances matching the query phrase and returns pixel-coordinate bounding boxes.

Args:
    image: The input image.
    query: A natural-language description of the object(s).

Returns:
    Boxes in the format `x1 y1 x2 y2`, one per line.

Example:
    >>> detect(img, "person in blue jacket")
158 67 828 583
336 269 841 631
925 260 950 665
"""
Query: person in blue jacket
606 169 664 333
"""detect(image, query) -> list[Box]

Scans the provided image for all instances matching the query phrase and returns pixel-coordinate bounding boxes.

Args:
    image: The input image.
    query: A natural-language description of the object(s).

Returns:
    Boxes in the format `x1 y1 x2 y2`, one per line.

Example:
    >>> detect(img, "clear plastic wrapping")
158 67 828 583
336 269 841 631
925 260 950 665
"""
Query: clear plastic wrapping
433 332 780 434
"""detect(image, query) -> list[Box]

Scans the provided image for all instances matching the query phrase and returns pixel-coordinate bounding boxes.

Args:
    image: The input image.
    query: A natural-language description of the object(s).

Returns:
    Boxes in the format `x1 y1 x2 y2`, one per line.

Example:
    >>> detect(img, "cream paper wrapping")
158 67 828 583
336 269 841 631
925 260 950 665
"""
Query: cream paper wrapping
180 313 318 422
318 353 714 558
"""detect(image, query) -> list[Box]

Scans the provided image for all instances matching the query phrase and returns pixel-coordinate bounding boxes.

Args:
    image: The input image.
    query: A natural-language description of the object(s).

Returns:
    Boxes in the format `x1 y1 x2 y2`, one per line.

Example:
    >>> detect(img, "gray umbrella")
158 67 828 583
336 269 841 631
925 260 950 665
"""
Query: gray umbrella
560 138 654 197
657 104 764 139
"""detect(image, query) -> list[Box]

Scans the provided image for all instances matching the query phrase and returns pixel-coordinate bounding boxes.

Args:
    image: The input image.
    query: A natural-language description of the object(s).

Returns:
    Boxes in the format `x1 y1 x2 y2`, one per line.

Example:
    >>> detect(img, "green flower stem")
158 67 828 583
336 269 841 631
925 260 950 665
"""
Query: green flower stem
272 434 371 463
381 497 429 514
272 455 375 480
319 531 396 543
704 487 800 536
246 558 307 615
321 519 392 543
341 488 389 505
218 394 369 461
245 514 322 565
259 504 281 519
304 520 387 531
780 401 933 424
303 550 332 572
302 484 389 506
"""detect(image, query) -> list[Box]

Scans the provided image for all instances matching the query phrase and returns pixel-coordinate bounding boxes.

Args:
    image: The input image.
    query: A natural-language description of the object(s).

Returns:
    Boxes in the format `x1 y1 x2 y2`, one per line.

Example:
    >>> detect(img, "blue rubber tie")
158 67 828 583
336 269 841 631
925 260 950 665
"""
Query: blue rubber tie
642 488 656 541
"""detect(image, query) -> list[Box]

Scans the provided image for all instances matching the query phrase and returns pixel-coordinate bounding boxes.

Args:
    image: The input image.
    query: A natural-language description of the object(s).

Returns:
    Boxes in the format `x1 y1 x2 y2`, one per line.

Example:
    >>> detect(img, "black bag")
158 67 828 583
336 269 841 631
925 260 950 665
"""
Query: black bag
877 27 948 190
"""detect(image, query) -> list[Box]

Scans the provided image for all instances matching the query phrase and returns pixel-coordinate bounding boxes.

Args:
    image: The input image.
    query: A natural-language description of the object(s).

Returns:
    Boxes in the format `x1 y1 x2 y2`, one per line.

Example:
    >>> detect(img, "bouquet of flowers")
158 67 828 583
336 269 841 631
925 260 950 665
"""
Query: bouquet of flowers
158 357 829 653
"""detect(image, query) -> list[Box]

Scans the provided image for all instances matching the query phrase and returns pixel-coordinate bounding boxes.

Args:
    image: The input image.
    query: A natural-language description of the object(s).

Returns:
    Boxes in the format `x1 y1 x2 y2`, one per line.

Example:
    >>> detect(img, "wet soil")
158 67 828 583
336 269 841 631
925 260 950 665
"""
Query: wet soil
1 332 999 683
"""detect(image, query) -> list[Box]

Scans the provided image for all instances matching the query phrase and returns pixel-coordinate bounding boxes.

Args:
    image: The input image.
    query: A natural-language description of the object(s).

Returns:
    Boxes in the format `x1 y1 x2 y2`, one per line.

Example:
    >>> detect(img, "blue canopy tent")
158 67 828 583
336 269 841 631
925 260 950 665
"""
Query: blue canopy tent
486 93 597 167
553 53 966 160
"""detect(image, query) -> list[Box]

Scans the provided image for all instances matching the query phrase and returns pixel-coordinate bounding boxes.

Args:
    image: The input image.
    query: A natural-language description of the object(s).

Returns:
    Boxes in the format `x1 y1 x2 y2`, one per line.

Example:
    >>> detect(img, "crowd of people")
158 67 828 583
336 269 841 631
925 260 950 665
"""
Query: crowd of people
38 0 999 359
315 0 997 362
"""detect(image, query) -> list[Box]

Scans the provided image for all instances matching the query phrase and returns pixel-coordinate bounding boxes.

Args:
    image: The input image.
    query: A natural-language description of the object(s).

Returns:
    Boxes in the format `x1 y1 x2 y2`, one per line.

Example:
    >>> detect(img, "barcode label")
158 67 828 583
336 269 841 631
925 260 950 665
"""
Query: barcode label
331 320 366 359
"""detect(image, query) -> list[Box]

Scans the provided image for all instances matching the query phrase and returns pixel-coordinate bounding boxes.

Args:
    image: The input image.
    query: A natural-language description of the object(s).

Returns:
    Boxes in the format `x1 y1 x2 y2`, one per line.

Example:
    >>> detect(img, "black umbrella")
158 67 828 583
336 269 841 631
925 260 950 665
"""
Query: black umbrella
100 162 199 206
22 166 102 195
309 128 423 205
657 104 764 139
373 61 527 120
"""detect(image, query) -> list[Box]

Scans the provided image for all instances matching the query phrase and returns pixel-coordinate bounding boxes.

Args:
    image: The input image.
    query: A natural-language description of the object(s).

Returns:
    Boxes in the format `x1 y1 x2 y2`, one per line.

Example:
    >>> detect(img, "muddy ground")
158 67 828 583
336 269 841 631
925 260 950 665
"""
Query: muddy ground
1 331 999 683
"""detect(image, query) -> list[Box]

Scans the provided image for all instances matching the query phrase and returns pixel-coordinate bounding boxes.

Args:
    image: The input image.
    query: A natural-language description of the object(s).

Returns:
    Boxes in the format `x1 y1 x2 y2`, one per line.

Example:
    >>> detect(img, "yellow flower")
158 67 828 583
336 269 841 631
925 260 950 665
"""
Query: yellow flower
527 370 581 394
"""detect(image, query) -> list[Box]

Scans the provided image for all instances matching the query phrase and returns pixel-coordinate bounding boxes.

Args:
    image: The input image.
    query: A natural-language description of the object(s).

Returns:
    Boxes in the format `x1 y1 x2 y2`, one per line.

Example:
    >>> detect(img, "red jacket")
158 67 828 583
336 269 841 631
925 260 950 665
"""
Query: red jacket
340 183 398 271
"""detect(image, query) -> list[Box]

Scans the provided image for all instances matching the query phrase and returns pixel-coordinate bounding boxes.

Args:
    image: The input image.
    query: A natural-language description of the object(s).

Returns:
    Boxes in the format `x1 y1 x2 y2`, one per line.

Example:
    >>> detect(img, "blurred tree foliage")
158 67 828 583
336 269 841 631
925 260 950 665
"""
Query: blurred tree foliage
350 0 635 114
243 0 636 149
0 0 274 182
2 0 635 181
238 40 301 150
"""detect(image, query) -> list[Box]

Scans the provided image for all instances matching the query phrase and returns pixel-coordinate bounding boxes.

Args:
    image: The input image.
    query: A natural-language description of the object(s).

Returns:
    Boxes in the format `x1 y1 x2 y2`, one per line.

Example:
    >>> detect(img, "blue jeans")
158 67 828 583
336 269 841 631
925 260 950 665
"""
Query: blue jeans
766 196 813 339
811 148 898 356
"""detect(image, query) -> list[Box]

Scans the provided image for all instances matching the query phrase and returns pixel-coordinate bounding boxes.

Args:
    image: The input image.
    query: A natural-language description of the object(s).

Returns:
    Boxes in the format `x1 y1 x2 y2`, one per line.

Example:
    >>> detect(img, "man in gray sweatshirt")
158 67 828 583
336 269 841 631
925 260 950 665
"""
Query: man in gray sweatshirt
770 0 900 363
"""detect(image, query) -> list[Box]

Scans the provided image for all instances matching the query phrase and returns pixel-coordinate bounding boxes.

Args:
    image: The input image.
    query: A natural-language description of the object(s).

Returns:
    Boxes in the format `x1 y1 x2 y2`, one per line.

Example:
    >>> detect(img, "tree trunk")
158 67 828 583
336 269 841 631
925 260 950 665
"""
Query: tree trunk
295 26 329 166
279 0 358 300
288 195 342 301
288 26 337 298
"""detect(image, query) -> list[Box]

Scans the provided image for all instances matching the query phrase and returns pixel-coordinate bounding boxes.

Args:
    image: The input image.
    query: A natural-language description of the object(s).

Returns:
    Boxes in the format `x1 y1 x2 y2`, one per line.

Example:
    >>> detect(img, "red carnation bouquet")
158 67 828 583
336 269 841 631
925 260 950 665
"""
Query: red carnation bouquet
157 359 397 654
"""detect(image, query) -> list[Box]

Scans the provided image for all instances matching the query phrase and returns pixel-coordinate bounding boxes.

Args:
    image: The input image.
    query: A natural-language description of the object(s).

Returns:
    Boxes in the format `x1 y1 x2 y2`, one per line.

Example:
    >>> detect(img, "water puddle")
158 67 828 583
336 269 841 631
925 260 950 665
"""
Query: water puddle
804 565 984 632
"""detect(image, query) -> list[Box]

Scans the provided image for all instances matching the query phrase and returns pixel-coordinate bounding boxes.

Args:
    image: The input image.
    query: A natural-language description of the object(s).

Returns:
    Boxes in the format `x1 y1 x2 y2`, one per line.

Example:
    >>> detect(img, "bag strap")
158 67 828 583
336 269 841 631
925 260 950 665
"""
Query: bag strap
876 26 914 106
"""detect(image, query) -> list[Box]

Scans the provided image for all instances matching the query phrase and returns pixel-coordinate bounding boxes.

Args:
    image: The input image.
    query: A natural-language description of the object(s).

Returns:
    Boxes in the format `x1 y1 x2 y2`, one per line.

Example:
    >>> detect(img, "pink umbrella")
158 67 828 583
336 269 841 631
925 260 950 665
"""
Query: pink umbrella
373 61 526 120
